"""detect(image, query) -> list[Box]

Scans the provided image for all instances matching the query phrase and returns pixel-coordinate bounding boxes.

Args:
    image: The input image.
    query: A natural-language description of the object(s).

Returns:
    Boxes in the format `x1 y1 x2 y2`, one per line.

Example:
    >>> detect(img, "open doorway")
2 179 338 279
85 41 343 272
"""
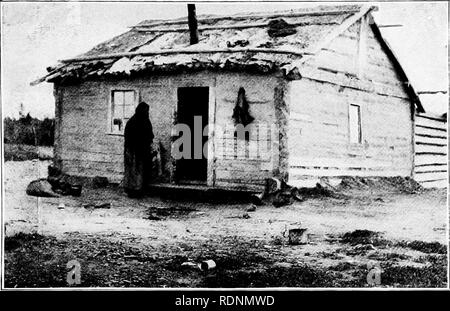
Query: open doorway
175 87 209 184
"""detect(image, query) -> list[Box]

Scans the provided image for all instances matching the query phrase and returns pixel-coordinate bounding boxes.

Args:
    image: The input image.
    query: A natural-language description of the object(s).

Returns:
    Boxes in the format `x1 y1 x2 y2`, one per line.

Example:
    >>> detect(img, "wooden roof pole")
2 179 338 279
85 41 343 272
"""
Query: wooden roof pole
133 21 340 33
59 47 309 64
132 8 362 29
298 5 376 68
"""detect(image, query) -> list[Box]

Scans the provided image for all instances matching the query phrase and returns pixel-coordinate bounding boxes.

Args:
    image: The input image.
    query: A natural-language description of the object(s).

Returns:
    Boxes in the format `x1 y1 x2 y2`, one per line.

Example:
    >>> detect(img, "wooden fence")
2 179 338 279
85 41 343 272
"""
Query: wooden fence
414 113 448 188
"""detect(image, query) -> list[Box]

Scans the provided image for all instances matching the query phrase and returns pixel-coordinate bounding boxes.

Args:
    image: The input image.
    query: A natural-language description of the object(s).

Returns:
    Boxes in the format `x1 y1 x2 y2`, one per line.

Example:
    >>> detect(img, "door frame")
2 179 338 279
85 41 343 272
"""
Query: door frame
170 78 216 187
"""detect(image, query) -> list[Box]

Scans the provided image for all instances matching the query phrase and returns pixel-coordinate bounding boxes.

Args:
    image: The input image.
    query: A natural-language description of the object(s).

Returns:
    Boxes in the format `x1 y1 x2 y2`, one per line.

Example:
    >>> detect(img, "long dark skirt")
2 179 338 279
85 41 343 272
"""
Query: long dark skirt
123 149 151 197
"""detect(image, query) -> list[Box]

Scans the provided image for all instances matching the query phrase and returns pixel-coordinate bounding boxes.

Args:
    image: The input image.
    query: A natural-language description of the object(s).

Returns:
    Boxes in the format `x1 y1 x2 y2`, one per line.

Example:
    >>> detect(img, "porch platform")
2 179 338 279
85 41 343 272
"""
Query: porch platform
146 183 259 202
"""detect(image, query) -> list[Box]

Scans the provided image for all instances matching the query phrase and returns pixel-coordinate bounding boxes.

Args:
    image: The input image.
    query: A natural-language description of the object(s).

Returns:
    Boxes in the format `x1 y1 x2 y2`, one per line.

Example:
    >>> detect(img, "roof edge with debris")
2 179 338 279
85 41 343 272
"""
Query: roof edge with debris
30 3 424 112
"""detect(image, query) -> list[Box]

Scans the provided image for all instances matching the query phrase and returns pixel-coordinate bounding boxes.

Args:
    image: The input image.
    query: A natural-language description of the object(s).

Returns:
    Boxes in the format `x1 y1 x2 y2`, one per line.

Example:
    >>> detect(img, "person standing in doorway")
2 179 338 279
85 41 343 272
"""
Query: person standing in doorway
123 102 154 197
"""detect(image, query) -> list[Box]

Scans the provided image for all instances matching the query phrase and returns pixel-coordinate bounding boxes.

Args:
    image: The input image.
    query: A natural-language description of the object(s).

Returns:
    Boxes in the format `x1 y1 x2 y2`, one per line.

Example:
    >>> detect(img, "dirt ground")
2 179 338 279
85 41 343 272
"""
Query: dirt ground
3 144 53 162
3 160 448 288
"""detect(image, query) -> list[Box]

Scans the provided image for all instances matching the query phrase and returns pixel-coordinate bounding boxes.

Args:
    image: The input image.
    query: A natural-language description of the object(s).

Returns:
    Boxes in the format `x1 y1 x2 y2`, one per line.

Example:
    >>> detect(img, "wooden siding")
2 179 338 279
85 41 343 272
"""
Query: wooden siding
288 18 414 181
414 113 448 188
54 72 279 190
212 74 280 190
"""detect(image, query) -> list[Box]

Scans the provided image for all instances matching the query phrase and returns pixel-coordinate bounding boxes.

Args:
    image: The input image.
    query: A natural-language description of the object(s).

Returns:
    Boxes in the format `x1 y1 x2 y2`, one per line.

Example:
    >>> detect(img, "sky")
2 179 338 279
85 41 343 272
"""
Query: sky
1 1 448 118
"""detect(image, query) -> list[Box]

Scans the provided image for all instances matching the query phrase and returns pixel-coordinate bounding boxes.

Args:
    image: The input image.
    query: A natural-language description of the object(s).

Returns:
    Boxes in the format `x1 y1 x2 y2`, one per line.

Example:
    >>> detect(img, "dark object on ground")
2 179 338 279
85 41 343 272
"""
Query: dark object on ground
49 178 77 196
257 41 274 48
48 165 61 177
47 177 83 197
56 181 72 195
250 193 264 206
242 213 251 219
146 213 162 221
84 203 111 209
26 179 60 197
341 230 383 246
70 185 82 197
47 172 82 197
95 203 111 209
264 178 335 207
47 176 60 188
126 188 144 198
297 183 336 198
247 204 257 212
265 178 282 194
288 228 308 245
92 176 109 189
227 39 249 48
290 187 304 201
272 193 292 207
200 260 216 271
265 178 297 207
267 19 297 38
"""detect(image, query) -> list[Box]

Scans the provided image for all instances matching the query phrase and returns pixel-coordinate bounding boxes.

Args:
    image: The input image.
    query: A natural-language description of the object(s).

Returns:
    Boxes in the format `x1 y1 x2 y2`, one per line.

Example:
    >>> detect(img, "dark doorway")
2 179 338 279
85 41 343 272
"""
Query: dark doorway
175 87 209 184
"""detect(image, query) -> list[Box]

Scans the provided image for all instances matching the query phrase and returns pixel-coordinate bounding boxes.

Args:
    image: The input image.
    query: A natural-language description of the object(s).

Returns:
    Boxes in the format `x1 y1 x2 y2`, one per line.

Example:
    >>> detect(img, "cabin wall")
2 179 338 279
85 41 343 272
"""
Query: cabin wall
213 74 281 190
288 19 414 182
54 72 279 190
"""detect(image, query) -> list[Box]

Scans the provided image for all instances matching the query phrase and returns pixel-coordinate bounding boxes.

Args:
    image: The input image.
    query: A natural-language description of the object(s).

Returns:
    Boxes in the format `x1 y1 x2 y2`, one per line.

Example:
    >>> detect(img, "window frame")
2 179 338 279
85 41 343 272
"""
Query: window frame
107 88 139 136
348 103 362 145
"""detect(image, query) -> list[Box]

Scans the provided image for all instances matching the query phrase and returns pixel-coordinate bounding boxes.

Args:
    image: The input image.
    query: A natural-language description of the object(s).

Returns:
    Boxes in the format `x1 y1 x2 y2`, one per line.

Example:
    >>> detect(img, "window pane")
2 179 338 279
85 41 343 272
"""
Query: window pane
349 105 361 143
123 91 135 106
111 91 137 133
124 104 135 119
112 91 124 119
123 118 130 128
112 91 126 133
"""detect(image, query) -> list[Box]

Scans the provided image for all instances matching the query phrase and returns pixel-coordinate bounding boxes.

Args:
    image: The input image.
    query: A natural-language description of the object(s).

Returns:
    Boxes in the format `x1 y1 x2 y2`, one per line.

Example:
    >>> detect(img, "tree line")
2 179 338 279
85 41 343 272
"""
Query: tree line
3 114 54 146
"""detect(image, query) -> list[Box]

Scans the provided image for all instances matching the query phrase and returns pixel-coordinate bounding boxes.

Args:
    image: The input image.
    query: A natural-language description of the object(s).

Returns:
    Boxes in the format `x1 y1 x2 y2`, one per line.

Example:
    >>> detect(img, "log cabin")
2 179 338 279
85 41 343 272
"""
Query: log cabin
34 4 447 191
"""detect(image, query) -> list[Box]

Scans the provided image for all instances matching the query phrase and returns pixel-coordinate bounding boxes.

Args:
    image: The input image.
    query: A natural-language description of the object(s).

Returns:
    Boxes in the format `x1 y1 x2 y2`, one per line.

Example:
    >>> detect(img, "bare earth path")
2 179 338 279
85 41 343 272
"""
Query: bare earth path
3 160 448 288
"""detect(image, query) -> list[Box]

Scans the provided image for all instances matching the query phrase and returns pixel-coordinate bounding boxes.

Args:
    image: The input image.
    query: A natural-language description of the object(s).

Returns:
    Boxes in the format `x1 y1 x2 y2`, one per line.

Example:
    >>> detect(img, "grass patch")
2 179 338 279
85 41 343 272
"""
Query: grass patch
397 240 447 254
4 233 159 287
4 233 447 288
381 256 447 288
329 262 361 272
202 265 335 287
367 252 410 261
5 232 47 251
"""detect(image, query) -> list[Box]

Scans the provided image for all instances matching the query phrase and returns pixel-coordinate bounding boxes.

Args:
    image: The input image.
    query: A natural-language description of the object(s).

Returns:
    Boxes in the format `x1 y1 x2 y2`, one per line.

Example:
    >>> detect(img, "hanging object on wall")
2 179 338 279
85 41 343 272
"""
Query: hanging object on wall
232 87 255 127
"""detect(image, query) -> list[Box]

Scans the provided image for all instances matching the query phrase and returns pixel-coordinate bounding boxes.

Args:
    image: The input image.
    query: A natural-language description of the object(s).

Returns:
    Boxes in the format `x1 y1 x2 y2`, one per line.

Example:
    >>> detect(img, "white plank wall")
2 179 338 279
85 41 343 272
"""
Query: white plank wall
287 18 417 185
414 113 448 188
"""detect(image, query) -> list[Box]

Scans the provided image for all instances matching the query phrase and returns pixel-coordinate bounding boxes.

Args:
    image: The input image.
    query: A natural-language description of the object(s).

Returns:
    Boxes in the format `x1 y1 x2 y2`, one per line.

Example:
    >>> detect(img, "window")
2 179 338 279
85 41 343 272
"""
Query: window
349 104 362 144
110 90 137 134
